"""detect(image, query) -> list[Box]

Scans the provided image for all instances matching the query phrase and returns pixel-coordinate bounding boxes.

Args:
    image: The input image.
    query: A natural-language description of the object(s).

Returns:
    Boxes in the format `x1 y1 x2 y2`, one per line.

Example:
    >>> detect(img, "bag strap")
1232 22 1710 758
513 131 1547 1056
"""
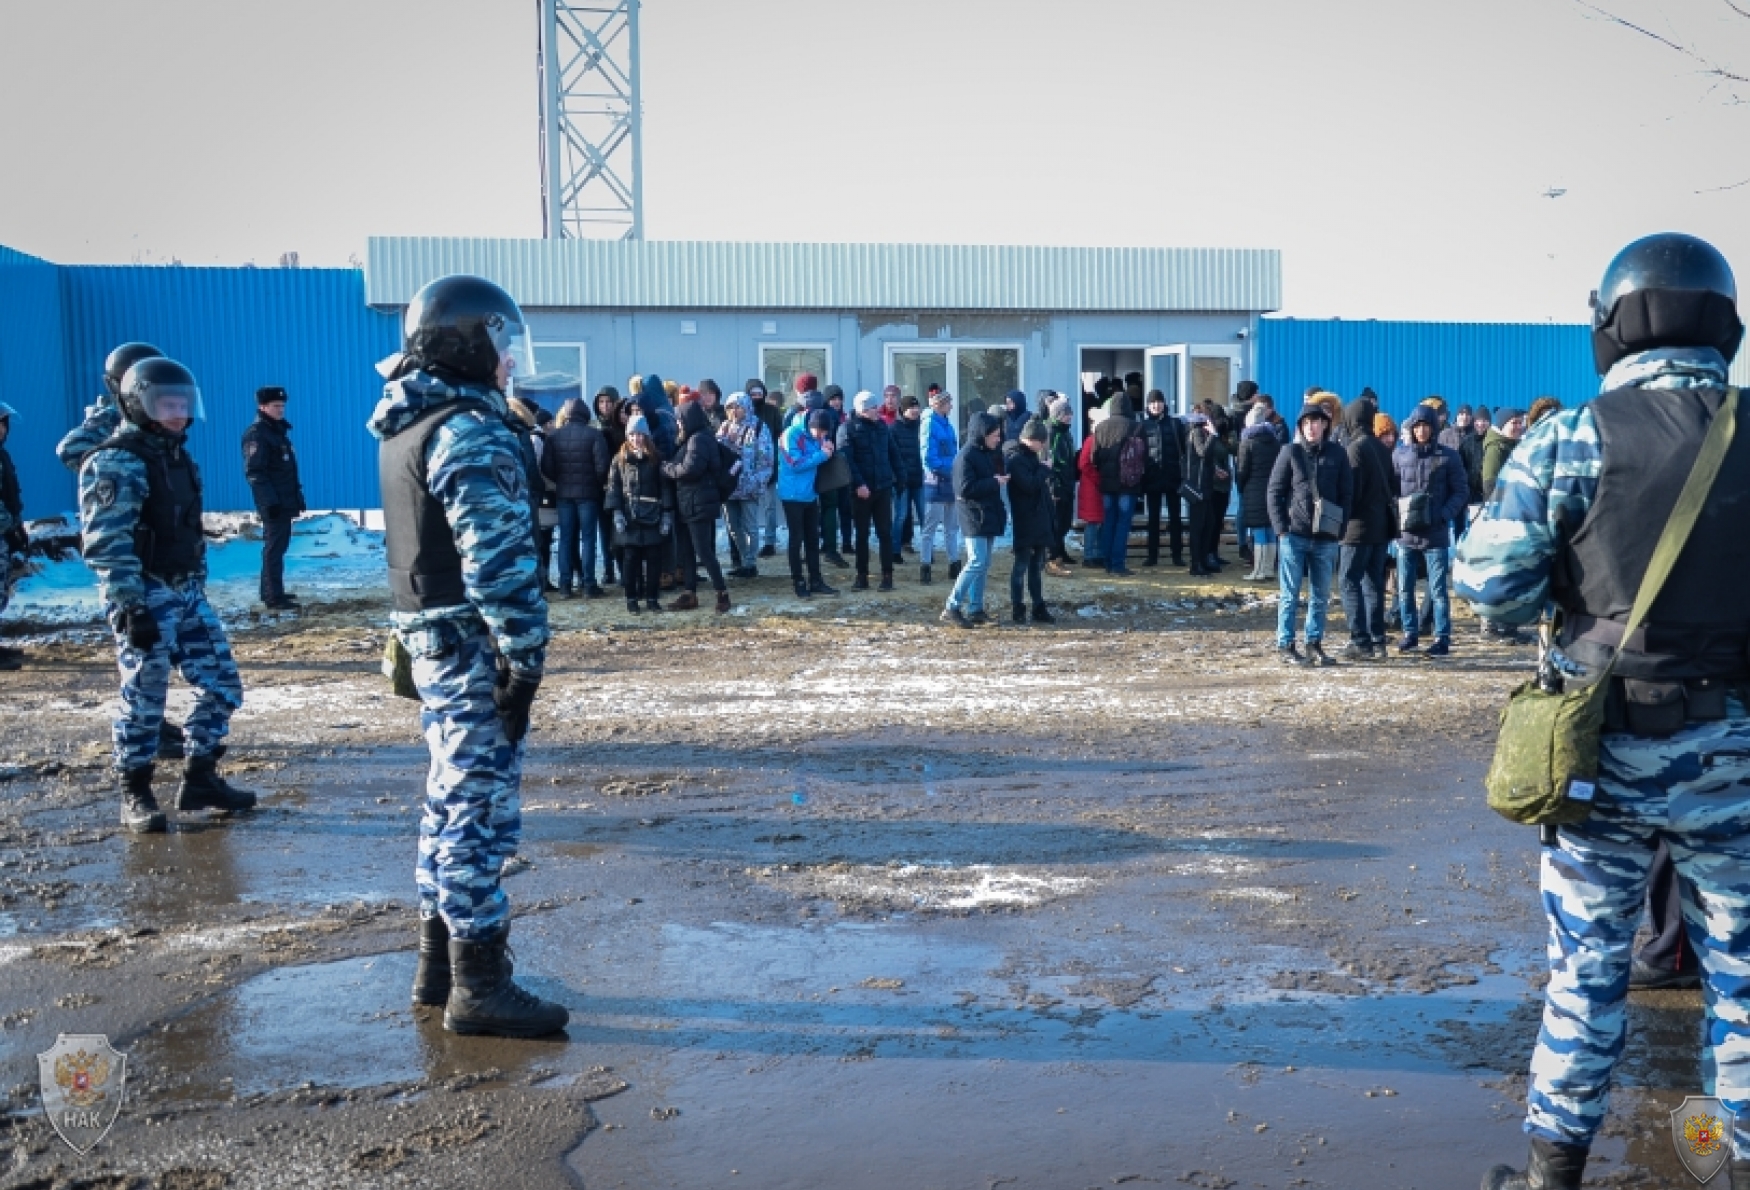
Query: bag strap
1601 386 1739 679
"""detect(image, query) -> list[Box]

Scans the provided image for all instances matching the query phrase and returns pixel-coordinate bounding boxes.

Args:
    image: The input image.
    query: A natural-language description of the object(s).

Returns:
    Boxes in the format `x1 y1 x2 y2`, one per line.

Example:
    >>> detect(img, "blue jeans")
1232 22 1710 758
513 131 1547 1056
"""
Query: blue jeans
1338 542 1390 645
894 484 924 545
1101 493 1137 571
555 498 600 591
1276 534 1338 647
946 536 994 613
1397 546 1451 640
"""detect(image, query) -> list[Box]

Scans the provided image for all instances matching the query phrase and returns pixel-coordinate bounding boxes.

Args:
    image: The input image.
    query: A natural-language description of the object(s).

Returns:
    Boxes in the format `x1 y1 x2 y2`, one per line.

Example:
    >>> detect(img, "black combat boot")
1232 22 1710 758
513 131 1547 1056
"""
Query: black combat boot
176 747 259 815
1031 603 1056 624
120 766 166 834
411 915 451 1007
1481 1137 1587 1190
878 570 894 591
158 719 186 761
443 924 569 1038
1010 603 1027 625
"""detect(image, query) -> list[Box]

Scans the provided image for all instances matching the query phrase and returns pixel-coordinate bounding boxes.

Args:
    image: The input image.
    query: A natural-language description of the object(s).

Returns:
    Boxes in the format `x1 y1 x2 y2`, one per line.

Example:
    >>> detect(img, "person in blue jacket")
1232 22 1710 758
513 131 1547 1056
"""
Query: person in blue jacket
776 410 839 599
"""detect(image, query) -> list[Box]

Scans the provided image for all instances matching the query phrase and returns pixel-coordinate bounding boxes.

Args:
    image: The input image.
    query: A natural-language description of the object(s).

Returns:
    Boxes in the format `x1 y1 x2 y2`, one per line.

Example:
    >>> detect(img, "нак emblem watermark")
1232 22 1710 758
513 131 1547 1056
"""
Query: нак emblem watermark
37 1033 128 1154
1671 1095 1735 1184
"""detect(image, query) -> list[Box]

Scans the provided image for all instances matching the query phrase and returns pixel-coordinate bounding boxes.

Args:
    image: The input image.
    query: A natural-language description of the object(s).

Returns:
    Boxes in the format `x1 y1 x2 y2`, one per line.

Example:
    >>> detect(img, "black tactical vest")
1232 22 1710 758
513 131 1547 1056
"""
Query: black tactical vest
1553 384 1750 681
380 399 490 613
97 434 205 581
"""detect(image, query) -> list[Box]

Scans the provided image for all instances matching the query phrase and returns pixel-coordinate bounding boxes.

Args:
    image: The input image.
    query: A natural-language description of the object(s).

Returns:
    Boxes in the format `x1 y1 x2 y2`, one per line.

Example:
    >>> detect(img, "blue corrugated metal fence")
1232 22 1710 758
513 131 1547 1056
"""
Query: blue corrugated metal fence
1255 319 1599 424
0 249 71 520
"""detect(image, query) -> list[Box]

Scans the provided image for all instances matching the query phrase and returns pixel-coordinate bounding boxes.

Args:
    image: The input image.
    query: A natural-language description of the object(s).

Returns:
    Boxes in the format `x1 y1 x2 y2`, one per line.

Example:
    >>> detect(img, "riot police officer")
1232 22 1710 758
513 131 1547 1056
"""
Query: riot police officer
0 401 24 670
60 342 189 759
1458 233 1750 1190
78 358 258 834
368 274 566 1038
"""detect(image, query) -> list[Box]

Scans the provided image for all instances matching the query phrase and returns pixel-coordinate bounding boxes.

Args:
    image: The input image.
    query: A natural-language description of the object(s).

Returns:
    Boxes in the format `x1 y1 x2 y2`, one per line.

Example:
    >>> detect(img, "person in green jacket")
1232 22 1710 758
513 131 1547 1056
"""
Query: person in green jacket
1479 408 1526 498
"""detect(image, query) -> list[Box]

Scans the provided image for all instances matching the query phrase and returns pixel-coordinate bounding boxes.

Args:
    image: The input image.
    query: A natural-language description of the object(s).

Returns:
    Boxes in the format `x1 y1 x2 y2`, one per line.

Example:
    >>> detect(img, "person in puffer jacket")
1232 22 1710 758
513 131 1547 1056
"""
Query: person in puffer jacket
604 414 674 614
940 411 1008 627
540 396 612 598
890 395 925 559
918 390 961 584
660 401 731 613
776 410 839 600
1267 402 1354 667
838 390 906 590
1391 404 1469 656
718 392 773 579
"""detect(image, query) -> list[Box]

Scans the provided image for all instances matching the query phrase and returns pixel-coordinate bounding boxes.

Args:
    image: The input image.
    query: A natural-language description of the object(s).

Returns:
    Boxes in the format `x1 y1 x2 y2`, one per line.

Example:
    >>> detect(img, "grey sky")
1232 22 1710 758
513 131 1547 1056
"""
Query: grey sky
1 0 1746 321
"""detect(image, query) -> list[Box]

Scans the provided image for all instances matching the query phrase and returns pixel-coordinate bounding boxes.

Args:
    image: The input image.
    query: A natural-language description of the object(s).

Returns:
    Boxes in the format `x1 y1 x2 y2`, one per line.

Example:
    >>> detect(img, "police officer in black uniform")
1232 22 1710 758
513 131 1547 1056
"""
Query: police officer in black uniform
241 386 306 610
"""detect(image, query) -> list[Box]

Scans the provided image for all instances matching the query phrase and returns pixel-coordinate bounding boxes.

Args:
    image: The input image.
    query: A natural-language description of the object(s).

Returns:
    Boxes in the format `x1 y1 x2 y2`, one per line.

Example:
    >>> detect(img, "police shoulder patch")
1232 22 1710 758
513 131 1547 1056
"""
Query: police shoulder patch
492 453 526 501
88 478 117 510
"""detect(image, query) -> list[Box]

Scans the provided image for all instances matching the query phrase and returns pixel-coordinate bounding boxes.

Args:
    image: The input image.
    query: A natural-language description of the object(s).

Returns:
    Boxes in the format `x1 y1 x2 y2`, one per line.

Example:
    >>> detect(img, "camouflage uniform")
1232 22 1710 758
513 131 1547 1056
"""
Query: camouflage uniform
78 425 244 771
368 372 549 943
1455 345 1750 1159
57 397 122 472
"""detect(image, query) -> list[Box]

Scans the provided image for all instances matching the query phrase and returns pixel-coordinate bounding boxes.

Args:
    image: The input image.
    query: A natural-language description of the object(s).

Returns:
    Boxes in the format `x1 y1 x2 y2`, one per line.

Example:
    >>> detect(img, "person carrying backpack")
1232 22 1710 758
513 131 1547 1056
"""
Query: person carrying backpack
1091 392 1143 576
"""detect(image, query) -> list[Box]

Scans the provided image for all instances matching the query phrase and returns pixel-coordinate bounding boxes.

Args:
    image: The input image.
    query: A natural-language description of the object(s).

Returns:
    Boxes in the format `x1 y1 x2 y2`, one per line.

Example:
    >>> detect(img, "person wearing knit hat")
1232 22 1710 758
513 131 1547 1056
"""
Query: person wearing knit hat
604 412 673 614
853 390 880 416
1480 408 1526 500
1271 401 1353 667
1527 395 1562 426
543 394 612 599
1373 411 1398 450
1004 418 1059 624
774 406 838 599
840 390 905 589
890 393 926 559
795 373 818 396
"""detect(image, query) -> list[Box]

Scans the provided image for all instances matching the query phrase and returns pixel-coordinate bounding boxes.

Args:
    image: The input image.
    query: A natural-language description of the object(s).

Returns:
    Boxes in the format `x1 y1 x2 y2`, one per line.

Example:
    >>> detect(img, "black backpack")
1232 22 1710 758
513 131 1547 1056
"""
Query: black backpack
714 437 742 501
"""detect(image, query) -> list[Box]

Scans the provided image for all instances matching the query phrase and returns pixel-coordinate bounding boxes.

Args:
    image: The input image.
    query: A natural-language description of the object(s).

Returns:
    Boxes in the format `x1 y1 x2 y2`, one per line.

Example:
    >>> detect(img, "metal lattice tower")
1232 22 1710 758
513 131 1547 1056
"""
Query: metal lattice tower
537 0 644 240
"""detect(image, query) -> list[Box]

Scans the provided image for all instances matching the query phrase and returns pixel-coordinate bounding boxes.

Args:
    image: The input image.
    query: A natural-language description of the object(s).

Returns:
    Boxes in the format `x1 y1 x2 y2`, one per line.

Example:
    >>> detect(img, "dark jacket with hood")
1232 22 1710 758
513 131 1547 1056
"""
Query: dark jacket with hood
838 410 904 494
954 413 1008 539
1235 421 1282 531
661 402 726 524
1003 438 1056 549
1001 390 1031 443
1047 417 1077 499
1184 418 1230 502
542 399 612 503
1267 408 1354 540
1392 406 1469 550
1340 397 1397 545
1459 427 1487 503
634 374 679 460
604 442 674 548
1091 394 1140 496
1480 423 1520 497
1139 408 1183 494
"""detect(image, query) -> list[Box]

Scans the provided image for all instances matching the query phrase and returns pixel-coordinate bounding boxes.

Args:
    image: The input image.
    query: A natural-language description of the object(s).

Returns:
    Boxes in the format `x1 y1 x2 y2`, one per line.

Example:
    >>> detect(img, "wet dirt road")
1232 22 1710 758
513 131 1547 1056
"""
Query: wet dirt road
0 569 1718 1188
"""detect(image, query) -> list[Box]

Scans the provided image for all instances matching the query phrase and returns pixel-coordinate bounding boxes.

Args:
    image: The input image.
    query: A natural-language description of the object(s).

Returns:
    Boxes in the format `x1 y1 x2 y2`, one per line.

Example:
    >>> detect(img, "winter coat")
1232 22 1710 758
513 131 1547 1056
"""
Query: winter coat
1139 412 1183 494
240 414 306 517
1480 427 1519 497
604 447 674 548
1092 395 1140 496
751 396 785 484
776 421 828 504
717 407 774 503
1340 398 1398 546
955 414 1007 539
1003 440 1056 549
1235 424 1282 531
1459 429 1487 503
838 413 904 494
661 403 726 524
1393 408 1469 550
1183 425 1230 502
1267 437 1354 541
1047 420 1077 501
1076 435 1104 523
0 443 20 538
634 375 679 460
1001 391 1031 443
889 414 925 487
921 407 958 503
542 418 612 503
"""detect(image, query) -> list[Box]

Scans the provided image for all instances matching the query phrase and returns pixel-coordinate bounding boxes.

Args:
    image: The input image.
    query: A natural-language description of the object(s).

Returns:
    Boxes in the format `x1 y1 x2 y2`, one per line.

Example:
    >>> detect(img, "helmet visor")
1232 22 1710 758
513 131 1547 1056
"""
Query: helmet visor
138 380 205 425
487 315 534 385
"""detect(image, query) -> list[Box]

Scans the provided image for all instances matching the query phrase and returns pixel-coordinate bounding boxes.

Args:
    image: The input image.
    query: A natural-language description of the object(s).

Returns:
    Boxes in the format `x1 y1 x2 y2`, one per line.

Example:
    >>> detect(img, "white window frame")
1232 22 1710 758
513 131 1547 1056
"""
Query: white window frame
759 343 834 393
531 339 588 393
884 341 1026 430
1144 344 1246 417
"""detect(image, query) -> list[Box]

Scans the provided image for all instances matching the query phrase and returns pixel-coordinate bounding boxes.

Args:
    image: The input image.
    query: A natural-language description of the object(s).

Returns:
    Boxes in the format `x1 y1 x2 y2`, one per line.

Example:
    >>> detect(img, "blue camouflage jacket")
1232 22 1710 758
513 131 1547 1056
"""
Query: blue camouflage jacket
1454 346 1732 628
368 371 550 676
77 423 201 610
58 398 121 473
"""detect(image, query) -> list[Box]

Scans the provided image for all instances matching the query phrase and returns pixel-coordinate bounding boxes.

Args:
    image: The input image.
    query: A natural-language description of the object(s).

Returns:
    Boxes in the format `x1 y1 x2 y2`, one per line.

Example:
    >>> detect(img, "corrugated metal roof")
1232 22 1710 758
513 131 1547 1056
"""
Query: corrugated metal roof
1256 318 1601 424
366 237 1282 313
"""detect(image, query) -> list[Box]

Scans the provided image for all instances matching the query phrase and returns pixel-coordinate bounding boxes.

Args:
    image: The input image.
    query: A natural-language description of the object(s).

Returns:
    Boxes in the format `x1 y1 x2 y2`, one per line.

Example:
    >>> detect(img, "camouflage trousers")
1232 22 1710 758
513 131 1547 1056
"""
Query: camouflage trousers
109 579 242 771
1527 705 1750 1157
404 616 522 942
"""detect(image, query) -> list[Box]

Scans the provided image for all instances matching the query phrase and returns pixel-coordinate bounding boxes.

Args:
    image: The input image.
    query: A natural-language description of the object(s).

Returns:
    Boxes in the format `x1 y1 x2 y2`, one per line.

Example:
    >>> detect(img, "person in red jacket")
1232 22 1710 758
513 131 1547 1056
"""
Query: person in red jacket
1076 413 1105 569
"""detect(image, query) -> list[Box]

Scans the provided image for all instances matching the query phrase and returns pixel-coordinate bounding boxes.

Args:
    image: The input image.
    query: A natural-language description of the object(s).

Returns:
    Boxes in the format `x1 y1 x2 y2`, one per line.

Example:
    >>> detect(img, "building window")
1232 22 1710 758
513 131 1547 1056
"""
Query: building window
886 343 1022 436
760 344 831 399
514 341 587 415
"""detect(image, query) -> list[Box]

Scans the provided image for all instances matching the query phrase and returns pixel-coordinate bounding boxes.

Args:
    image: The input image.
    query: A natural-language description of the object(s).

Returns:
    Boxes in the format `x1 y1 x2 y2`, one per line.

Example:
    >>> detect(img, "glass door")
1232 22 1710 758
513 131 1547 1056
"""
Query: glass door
888 344 1022 438
1143 347 1184 414
1144 345 1246 416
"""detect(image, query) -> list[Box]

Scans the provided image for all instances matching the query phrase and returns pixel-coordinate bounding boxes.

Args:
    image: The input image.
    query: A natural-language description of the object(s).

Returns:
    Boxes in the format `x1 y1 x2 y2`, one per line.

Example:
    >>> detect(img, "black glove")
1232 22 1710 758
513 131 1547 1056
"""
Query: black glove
4 527 25 554
614 512 628 536
120 606 161 650
492 660 542 745
660 513 673 537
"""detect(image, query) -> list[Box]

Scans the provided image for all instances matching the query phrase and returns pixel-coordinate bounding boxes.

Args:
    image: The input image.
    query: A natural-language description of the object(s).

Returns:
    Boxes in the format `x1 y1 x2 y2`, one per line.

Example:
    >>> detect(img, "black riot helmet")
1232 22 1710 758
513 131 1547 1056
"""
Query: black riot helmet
118 357 205 437
102 342 165 397
402 275 533 389
1591 233 1743 375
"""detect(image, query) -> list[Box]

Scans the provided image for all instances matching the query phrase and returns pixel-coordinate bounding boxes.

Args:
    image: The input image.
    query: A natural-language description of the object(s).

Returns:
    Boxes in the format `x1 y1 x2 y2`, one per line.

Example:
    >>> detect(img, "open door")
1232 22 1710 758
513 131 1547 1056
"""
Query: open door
1144 345 1247 416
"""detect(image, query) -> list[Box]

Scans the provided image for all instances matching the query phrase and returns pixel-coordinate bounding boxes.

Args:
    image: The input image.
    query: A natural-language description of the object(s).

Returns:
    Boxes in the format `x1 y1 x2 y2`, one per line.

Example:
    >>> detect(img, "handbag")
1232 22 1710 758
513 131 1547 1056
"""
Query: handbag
1398 492 1430 535
1312 496 1345 538
1178 480 1204 505
1485 387 1738 826
815 449 852 494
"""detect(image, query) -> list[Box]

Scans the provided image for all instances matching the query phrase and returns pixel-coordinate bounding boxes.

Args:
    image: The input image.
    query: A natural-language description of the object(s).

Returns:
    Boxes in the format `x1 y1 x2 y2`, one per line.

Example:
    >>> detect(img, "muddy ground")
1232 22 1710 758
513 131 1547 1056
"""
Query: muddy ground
0 559 1715 1189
